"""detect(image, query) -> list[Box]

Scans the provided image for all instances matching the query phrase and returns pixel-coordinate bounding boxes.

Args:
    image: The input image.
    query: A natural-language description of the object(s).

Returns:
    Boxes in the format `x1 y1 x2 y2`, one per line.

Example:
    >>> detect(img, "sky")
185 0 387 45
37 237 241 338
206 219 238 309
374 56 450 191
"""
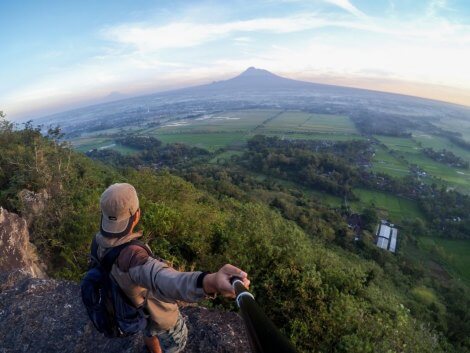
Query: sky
1 0 470 120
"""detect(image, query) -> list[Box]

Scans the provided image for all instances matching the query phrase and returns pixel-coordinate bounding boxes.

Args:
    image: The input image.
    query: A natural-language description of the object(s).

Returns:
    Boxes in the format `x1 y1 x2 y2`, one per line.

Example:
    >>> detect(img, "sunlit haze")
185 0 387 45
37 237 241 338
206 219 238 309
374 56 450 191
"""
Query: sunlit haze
1 0 470 120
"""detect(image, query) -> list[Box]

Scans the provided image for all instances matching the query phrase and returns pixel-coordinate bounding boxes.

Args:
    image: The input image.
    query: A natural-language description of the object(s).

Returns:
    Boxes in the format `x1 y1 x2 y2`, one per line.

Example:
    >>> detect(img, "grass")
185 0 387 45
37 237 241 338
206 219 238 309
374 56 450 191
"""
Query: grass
411 286 439 306
418 237 470 286
351 188 424 222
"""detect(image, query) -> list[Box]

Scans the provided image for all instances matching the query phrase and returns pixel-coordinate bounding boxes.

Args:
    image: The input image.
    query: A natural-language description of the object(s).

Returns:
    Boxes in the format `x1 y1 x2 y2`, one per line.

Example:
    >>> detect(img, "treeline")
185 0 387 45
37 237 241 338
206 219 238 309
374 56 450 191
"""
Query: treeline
435 129 470 152
419 188 470 239
351 113 415 137
423 148 469 168
86 135 210 168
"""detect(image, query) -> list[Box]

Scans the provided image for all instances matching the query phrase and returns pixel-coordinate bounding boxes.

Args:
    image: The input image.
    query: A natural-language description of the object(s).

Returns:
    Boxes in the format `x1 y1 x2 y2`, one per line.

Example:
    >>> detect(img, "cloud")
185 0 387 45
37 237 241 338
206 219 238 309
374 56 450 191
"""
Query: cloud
101 15 345 52
4 1 470 118
101 9 470 57
323 0 366 18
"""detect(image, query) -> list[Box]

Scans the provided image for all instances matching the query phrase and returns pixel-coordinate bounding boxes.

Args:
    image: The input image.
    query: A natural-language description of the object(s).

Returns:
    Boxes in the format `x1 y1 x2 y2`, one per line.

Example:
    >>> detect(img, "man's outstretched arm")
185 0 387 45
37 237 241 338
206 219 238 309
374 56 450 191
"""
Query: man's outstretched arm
118 245 249 302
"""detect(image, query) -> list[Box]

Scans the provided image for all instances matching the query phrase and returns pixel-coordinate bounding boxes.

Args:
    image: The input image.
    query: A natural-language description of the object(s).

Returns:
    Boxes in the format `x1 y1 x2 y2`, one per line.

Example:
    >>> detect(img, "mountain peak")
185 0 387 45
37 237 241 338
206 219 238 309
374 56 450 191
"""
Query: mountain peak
238 67 277 78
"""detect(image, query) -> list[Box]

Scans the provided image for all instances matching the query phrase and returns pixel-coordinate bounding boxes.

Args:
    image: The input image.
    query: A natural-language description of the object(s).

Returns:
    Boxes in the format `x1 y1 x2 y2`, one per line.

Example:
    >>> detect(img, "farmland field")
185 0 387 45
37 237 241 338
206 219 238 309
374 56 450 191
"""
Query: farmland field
371 146 409 177
413 133 470 162
257 111 358 134
71 137 114 152
154 109 279 134
373 134 470 193
68 109 364 153
351 188 424 222
140 109 362 149
418 237 470 286
154 132 247 151
374 135 421 153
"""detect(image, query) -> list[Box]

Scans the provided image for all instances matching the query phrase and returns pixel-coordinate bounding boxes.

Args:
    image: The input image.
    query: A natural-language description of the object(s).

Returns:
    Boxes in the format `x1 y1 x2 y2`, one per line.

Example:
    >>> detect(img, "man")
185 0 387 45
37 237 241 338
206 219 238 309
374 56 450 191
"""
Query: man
94 183 250 353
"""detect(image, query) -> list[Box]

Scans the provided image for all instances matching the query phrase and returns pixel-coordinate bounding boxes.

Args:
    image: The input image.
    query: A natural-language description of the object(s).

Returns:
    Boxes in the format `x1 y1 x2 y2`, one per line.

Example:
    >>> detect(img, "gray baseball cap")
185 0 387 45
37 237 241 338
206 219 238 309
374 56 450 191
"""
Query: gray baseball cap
100 183 139 237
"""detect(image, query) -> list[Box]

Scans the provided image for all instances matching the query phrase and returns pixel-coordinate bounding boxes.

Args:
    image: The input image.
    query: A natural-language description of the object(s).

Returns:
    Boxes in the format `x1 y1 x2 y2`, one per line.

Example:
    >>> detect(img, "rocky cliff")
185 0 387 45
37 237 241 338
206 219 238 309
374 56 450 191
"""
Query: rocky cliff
0 208 248 353
0 207 46 278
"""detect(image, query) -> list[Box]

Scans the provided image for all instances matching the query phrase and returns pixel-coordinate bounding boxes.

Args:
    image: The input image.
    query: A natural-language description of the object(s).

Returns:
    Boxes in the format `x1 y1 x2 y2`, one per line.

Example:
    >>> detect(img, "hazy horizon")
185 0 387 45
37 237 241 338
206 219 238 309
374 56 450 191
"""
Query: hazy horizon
2 0 470 120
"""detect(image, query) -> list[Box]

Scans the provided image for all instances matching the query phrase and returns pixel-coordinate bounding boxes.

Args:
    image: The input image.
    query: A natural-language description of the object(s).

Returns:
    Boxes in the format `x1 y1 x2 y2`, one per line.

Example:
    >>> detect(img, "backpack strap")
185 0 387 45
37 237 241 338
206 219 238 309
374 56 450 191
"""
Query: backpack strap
91 237 154 273
89 236 100 268
128 239 154 258
101 242 131 273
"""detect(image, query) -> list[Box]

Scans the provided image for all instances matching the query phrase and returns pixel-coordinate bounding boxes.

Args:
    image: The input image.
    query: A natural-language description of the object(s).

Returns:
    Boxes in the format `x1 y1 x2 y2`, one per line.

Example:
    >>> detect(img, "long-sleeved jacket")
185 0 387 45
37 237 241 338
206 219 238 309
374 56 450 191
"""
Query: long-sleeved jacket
95 231 206 330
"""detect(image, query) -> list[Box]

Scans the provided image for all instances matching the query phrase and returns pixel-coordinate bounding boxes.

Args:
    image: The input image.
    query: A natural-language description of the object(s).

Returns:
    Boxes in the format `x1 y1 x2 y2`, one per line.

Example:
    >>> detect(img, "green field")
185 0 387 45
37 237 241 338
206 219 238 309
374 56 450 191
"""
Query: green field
257 111 358 134
71 137 114 152
143 110 362 149
375 135 421 153
373 135 470 193
71 138 139 155
413 133 470 162
154 110 279 134
264 132 365 141
418 237 470 285
154 132 248 151
371 146 409 177
70 109 364 152
351 188 424 222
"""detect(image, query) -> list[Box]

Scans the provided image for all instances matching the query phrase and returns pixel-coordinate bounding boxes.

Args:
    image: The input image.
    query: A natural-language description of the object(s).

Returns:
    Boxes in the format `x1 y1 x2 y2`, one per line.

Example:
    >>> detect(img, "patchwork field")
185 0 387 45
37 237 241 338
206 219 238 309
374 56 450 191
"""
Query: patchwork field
68 109 364 153
256 111 358 134
373 135 470 194
413 133 470 162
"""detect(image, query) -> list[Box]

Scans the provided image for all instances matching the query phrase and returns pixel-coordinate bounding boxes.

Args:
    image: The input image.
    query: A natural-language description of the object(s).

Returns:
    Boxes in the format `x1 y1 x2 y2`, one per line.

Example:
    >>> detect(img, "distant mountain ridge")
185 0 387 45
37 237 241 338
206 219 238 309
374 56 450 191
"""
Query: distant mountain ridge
35 67 469 125
168 66 349 95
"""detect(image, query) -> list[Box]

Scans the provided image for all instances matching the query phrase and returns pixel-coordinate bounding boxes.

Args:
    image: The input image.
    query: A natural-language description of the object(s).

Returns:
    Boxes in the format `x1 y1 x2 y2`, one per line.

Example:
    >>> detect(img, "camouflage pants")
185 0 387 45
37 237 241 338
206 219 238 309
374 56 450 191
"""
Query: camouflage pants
145 312 188 353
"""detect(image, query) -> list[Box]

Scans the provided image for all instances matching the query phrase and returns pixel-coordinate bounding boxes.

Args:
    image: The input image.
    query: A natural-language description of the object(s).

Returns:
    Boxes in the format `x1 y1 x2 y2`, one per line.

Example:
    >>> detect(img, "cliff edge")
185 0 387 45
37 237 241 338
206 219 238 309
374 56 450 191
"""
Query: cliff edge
0 208 248 353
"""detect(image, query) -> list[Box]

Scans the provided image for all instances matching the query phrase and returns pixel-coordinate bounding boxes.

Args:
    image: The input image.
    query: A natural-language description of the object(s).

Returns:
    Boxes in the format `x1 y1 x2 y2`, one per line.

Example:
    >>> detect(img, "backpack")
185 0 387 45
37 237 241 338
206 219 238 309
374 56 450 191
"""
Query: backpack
80 237 153 338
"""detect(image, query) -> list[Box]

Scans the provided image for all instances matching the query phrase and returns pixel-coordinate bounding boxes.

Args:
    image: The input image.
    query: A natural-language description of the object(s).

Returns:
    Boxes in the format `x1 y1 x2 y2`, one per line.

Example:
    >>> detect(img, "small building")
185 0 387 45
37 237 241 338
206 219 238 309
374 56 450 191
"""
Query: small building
375 220 398 253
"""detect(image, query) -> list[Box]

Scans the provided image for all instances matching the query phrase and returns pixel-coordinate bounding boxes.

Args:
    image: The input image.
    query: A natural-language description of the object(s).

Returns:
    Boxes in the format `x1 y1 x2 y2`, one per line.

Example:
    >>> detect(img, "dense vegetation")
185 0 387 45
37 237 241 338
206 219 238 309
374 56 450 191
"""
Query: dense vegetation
1 113 469 352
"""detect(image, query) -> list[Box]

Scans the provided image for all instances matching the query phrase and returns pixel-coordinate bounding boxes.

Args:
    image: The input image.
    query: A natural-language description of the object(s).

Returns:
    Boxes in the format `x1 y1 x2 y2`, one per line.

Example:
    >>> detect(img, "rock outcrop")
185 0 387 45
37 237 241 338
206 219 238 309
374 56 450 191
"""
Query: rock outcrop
0 208 249 353
18 189 49 227
0 207 46 278
0 271 248 353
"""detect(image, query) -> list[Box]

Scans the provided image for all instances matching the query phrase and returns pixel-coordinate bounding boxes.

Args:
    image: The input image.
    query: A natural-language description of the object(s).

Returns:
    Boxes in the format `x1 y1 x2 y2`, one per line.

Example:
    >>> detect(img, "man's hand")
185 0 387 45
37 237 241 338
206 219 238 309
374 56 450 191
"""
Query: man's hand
203 264 250 298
